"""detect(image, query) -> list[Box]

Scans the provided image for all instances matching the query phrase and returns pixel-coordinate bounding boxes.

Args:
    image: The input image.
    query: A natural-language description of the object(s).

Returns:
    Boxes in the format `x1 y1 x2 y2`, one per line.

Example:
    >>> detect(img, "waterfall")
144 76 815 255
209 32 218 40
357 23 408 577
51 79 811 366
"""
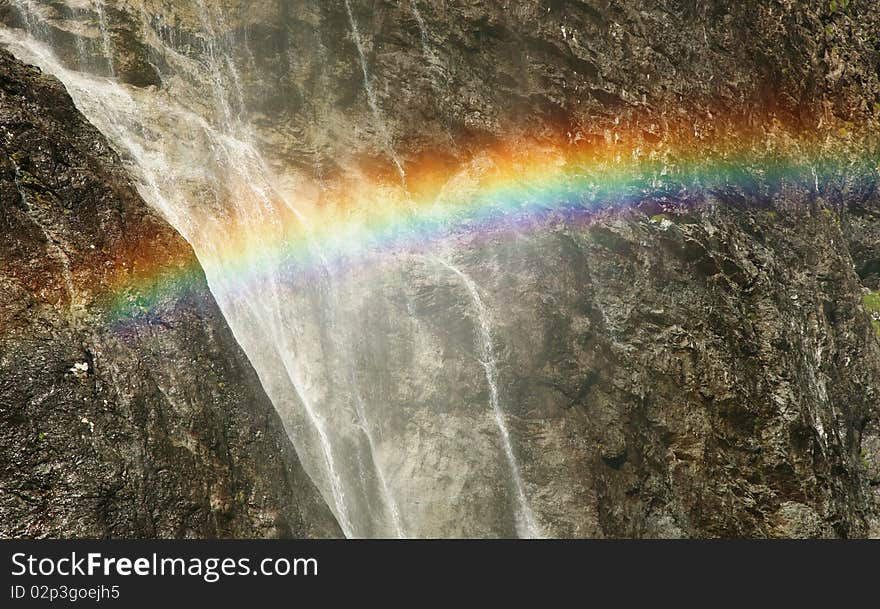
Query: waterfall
432 257 542 539
410 0 439 67
276 350 356 538
343 0 406 183
0 3 550 538
93 0 114 77
353 386 406 537
324 277 406 538
0 3 422 538
0 20 364 537
11 0 47 41
194 0 238 129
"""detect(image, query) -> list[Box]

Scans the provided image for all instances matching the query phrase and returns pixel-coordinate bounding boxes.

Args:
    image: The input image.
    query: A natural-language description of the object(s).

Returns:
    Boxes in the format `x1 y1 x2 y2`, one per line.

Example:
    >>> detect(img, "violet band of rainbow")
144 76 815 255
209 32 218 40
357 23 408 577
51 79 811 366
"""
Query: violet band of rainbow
100 127 879 325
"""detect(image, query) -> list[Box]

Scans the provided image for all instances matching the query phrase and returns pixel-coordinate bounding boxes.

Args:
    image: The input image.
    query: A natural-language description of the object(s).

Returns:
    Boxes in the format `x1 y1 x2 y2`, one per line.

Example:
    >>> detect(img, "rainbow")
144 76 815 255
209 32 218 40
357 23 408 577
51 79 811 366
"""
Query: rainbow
98 121 879 327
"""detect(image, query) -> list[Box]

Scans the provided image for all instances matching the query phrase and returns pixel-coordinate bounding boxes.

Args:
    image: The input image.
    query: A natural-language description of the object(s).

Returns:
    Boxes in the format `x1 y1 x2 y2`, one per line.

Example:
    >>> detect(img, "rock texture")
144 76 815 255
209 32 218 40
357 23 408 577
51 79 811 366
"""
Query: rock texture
0 0 878 537
0 48 339 538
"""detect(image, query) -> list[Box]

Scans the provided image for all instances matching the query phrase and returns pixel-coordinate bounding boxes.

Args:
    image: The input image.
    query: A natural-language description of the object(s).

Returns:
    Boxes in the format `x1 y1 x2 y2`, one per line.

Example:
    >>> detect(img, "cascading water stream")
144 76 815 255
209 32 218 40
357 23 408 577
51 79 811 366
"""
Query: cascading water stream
431 256 542 539
410 0 439 67
193 0 238 131
93 0 114 77
322 277 406 538
353 388 406 537
12 1 46 39
0 16 366 537
156 3 366 536
343 0 406 183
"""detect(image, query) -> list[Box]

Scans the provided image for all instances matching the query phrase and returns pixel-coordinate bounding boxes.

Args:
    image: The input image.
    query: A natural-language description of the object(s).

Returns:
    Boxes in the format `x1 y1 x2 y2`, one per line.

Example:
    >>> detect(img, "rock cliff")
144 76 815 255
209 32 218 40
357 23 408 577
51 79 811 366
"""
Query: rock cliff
0 0 878 537
0 48 339 538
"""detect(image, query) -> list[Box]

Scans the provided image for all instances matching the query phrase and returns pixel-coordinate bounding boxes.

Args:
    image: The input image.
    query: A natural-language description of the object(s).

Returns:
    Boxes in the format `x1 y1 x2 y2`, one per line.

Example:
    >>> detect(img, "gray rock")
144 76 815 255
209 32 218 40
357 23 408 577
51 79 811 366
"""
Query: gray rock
0 49 339 538
0 0 878 538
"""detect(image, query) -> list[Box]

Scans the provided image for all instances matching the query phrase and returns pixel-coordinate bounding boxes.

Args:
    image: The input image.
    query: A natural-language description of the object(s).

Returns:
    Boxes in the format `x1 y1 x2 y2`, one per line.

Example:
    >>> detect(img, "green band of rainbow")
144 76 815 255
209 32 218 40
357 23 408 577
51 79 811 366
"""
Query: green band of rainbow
100 125 879 327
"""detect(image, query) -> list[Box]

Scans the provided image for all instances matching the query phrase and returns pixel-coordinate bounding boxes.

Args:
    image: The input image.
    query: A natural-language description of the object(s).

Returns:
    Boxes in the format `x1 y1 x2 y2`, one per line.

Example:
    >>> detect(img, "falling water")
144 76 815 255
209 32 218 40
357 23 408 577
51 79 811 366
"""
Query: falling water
324 277 406 537
432 257 542 539
93 0 114 77
410 0 439 67
11 0 47 40
0 17 369 537
193 0 233 129
0 3 551 538
193 0 246 129
194 4 371 536
343 0 406 183
353 386 406 536
274 346 356 538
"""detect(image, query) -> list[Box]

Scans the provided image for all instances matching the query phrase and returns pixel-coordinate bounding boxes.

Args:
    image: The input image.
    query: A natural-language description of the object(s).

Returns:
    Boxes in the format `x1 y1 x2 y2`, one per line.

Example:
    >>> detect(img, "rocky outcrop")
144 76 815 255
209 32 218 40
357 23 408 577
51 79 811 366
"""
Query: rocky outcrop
0 1 878 537
0 48 339 538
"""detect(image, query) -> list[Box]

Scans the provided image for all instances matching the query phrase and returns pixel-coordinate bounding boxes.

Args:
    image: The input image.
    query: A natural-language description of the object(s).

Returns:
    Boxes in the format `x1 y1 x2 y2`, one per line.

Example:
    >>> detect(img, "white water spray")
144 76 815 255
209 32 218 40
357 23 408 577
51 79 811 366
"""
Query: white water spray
432 257 542 538
93 0 114 76
324 278 406 538
0 22 368 537
193 0 240 130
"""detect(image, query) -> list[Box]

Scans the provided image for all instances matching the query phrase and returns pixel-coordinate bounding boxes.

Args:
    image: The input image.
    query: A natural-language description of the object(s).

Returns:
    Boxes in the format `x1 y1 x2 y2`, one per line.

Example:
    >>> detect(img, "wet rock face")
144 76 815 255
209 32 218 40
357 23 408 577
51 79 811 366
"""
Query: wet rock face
0 1 878 537
0 49 339 538
351 193 880 537
22 0 869 175
1 1 877 164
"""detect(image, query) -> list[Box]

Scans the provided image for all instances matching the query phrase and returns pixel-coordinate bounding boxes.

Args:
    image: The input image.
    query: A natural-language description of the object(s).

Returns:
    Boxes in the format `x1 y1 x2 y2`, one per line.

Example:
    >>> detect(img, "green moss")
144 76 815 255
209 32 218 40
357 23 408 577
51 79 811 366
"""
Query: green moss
649 213 668 224
863 292 880 313
863 292 880 336
18 171 40 187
